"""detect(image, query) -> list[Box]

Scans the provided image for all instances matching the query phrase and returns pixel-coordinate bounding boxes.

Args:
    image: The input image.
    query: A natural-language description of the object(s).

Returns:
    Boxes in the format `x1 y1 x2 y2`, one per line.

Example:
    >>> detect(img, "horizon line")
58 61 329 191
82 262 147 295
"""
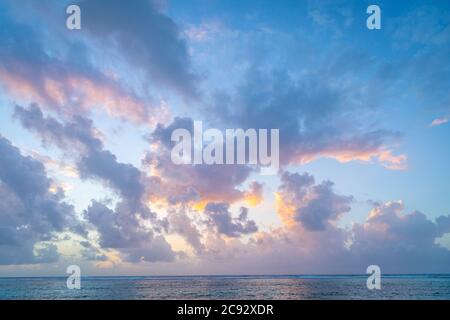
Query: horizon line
1 273 450 279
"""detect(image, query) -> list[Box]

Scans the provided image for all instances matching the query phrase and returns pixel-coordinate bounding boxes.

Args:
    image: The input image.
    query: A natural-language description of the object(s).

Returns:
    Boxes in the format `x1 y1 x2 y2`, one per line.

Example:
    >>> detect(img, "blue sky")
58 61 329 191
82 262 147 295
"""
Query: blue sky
0 0 450 276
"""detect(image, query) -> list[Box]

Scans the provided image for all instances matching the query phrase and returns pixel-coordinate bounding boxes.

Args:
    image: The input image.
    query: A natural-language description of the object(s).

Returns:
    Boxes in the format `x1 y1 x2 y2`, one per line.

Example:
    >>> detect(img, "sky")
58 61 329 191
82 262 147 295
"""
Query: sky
0 0 450 276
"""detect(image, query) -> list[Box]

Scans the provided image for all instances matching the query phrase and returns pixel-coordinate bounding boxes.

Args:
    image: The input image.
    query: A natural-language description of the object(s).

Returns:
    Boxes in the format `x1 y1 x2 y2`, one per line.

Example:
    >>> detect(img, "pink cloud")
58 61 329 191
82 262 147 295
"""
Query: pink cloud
431 117 449 127
0 65 164 125
294 148 407 170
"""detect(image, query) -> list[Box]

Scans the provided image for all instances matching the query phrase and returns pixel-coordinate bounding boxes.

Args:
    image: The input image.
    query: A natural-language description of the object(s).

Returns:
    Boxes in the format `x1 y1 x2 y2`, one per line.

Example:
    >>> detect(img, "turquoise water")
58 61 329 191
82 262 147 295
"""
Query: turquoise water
1 275 450 300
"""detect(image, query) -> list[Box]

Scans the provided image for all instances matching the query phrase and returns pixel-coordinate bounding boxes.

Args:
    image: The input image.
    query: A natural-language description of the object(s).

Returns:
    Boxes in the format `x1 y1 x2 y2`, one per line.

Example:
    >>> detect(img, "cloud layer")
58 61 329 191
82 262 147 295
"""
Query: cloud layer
0 0 449 275
0 135 82 264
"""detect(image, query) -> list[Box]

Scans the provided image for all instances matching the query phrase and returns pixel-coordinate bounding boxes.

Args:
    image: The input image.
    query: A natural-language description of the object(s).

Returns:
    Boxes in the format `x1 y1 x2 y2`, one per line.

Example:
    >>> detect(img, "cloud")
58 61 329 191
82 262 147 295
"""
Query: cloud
80 246 108 262
28 151 79 178
144 117 258 207
193 201 450 275
14 104 102 152
167 208 204 253
14 104 144 203
80 0 199 99
307 1 354 36
0 135 82 265
124 235 176 263
243 182 264 207
14 104 176 263
0 2 164 124
189 172 450 274
85 201 174 263
207 67 407 170
78 150 145 204
85 201 147 249
276 171 353 230
391 5 450 47
2 0 450 275
13 104 260 262
204 203 258 237
78 240 107 261
431 117 449 127
350 201 450 272
436 215 450 236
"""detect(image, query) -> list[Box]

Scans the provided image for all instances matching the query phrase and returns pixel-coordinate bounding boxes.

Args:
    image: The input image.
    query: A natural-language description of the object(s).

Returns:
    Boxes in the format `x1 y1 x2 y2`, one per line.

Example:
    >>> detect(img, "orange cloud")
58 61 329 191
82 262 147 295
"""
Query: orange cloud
274 192 297 227
294 148 407 170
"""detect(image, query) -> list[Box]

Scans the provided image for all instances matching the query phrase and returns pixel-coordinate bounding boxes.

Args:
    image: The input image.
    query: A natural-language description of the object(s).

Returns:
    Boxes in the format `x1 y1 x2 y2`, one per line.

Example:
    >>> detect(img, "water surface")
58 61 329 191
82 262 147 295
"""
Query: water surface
1 275 449 300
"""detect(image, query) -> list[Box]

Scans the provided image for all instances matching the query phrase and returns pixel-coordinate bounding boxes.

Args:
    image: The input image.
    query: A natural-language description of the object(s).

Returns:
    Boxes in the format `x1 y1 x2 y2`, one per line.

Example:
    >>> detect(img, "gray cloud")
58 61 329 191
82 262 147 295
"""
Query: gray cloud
14 104 144 204
124 236 176 263
80 0 199 99
278 171 353 230
14 104 102 152
0 1 158 123
167 208 204 252
350 201 450 273
191 179 450 274
85 200 174 263
0 135 81 265
144 117 256 205
205 63 405 169
14 104 175 263
204 203 258 237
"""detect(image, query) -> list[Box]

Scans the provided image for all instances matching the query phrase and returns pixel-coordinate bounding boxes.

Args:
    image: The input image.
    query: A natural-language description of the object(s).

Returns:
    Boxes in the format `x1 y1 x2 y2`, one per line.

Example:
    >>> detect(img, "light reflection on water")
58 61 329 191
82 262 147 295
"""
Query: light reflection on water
0 275 449 300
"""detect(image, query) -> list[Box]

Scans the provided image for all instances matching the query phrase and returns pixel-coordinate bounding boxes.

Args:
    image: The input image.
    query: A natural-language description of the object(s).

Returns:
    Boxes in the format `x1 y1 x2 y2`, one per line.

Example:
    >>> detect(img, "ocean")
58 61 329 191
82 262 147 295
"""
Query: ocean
1 275 450 300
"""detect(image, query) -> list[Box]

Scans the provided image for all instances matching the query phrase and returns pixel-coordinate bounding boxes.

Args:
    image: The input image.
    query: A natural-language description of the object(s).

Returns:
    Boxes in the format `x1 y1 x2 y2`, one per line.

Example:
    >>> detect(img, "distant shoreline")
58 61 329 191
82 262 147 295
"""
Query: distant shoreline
1 274 450 279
